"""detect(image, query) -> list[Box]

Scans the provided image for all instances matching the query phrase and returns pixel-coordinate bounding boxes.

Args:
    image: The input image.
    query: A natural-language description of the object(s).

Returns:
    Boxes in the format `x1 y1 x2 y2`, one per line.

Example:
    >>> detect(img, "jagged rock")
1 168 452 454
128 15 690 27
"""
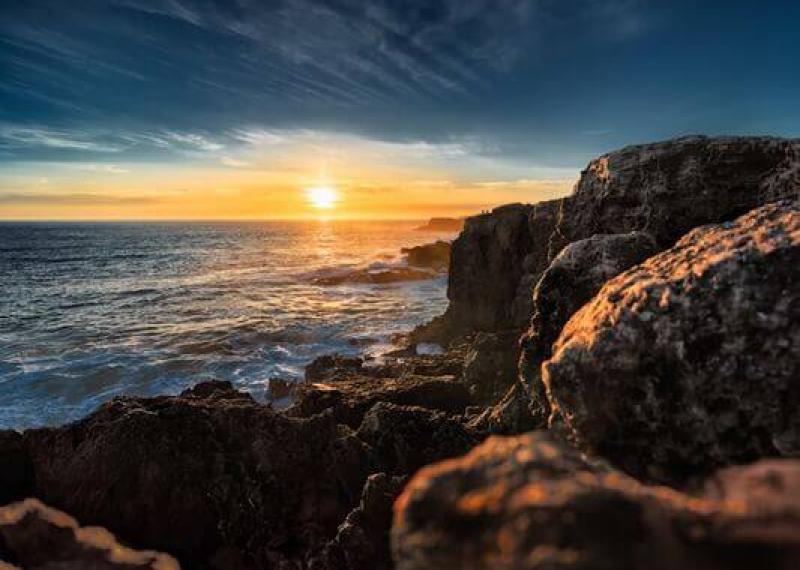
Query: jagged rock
392 432 800 570
460 331 521 406
555 135 800 255
443 201 562 338
306 354 366 382
436 136 800 343
0 499 179 569
468 382 540 436
543 201 800 484
0 432 33 506
288 375 472 429
312 473 408 570
518 231 659 421
22 381 373 569
401 241 451 272
357 403 477 475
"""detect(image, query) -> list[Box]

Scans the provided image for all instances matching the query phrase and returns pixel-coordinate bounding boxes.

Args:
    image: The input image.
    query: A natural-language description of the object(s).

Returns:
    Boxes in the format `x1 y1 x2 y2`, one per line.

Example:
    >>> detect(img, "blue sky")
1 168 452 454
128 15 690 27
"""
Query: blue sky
1 0 799 218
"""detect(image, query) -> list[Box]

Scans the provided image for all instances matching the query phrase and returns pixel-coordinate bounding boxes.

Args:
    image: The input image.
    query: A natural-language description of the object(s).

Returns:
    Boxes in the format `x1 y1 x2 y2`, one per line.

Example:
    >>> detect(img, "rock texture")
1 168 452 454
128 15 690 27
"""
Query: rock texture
288 374 472 429
401 241 450 272
393 432 800 570
0 499 179 570
21 381 374 569
543 201 800 484
437 136 800 342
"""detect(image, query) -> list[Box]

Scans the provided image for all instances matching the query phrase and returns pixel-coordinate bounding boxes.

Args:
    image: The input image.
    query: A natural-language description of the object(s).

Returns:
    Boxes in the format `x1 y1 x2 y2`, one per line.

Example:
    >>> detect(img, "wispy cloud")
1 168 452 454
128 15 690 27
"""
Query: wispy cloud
0 126 121 153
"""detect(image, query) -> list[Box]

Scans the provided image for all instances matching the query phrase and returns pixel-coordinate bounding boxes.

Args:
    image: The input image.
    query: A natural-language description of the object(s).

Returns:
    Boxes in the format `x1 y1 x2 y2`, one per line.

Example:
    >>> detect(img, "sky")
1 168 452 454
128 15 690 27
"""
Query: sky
1 0 799 220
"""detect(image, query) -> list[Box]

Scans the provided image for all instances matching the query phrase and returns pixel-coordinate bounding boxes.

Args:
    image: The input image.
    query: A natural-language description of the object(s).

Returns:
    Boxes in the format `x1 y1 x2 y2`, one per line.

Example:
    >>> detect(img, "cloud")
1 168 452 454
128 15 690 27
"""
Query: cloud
73 164 131 174
220 156 250 167
0 192 156 205
0 126 121 152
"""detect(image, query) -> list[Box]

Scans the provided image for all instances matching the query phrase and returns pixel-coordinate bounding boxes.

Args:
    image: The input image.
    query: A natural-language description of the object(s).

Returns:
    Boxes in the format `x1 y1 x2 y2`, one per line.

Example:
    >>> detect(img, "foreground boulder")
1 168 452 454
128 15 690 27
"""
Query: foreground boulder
544 201 800 484
22 381 374 569
0 499 179 569
393 432 800 570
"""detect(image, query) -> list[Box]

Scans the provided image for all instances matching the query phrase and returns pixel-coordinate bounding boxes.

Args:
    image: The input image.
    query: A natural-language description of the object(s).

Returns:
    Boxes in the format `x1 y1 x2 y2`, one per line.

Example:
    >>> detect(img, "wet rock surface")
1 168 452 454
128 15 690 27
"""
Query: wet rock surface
401 240 451 272
544 201 800 484
0 499 179 570
393 432 800 570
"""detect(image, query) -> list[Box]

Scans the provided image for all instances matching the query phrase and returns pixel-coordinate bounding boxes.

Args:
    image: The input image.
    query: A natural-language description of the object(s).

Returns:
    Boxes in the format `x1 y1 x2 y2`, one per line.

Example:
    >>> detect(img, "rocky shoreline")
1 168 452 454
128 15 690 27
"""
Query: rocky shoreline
2 135 799 569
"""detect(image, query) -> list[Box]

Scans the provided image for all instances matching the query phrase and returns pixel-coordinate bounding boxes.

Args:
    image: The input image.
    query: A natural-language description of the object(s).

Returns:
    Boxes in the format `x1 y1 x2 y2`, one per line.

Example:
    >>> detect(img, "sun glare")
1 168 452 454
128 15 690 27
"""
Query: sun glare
305 185 338 210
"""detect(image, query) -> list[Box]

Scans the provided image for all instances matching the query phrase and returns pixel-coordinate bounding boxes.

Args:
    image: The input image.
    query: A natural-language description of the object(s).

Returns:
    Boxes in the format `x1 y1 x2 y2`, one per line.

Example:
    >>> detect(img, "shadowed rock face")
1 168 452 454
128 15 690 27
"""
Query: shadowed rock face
543 201 800 484
0 432 34 506
21 381 375 569
0 499 179 570
438 136 800 342
392 432 800 570
401 241 451 272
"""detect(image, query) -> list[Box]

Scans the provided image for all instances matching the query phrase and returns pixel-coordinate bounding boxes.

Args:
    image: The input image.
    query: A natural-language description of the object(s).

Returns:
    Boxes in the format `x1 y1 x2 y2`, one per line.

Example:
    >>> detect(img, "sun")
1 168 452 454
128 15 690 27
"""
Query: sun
305 185 338 210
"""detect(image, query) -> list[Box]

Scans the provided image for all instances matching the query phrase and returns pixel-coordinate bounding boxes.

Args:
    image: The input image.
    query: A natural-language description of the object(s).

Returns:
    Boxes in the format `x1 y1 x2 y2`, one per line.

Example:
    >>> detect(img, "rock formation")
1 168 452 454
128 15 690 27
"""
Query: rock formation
436 136 800 343
401 240 451 272
543 201 800 484
0 499 179 570
393 432 800 570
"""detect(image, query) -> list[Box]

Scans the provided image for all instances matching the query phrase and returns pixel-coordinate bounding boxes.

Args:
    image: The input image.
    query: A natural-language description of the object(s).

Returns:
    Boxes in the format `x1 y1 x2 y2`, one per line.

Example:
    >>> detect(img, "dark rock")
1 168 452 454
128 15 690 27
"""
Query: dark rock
288 375 472 429
543 201 800 484
434 136 800 343
357 403 477 475
0 431 34 506
401 241 451 272
392 432 800 570
518 231 659 420
314 267 435 286
22 386 373 569
306 354 366 382
414 217 464 232
460 331 521 406
313 473 408 570
0 499 179 569
265 378 296 406
468 382 541 436
555 135 800 255
443 201 562 338
180 379 254 402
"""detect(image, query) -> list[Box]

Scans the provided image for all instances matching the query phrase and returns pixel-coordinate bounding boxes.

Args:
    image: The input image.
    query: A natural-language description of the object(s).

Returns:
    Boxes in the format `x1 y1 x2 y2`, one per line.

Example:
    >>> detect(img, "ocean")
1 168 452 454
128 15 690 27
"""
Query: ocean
0 220 457 430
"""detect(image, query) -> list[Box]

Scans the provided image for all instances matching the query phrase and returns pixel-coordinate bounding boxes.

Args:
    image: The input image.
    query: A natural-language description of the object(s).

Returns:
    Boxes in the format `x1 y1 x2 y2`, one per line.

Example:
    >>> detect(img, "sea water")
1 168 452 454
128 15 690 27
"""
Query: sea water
0 220 456 429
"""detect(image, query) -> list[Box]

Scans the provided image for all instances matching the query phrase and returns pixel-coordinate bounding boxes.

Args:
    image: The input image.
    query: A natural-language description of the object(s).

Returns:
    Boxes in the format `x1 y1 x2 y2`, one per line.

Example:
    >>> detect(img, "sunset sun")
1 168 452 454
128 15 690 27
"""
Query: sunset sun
305 185 339 210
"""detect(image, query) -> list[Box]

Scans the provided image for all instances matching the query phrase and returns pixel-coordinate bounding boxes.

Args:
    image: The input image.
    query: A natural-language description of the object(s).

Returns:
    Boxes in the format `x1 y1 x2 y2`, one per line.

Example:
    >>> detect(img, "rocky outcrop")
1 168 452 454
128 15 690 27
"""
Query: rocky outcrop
313 473 407 570
414 217 464 232
21 381 374 569
288 374 472 429
460 330 521 406
543 201 800 484
357 403 477 475
393 432 800 570
441 201 562 338
401 241 451 272
0 499 179 569
435 136 800 343
515 231 660 423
